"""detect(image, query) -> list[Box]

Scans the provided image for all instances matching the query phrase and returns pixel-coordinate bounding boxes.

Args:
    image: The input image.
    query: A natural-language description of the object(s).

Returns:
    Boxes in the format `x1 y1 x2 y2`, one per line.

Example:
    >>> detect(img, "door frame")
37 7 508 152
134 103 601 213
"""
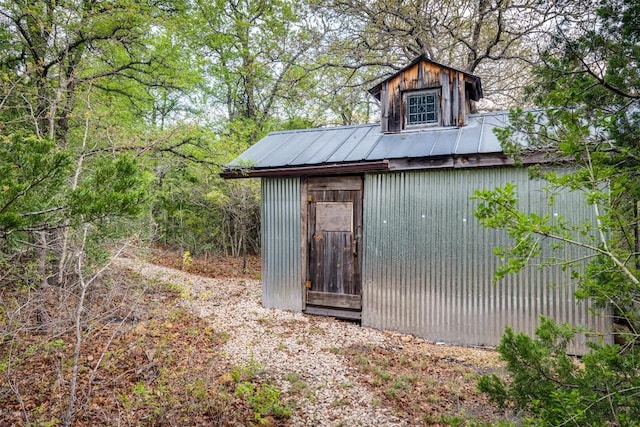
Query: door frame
301 175 363 316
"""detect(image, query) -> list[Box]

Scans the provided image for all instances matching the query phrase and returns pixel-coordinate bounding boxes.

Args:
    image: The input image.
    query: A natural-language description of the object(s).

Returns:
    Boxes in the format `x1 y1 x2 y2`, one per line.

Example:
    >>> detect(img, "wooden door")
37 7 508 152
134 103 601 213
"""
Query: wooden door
306 176 363 311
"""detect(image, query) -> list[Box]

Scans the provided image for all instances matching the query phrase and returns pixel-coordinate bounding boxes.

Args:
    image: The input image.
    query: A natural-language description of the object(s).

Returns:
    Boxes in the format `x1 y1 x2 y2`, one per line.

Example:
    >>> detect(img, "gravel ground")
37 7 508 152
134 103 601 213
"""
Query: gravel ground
115 257 502 426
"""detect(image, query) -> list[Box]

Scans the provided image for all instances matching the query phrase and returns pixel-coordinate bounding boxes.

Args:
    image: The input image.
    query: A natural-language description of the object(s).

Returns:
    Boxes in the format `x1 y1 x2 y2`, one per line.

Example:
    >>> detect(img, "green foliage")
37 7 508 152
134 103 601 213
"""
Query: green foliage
0 0 203 289
0 134 149 249
181 251 193 270
70 154 149 221
475 0 640 335
152 153 261 257
235 382 292 422
472 180 600 284
442 415 516 427
475 1 640 424
190 0 326 124
479 318 640 426
230 358 264 383
0 133 71 236
227 359 291 423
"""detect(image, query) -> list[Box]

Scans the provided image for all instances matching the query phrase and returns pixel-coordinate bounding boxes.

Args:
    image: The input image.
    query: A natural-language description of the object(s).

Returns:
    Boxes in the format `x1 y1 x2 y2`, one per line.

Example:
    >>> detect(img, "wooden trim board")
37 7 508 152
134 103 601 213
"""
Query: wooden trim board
306 291 362 310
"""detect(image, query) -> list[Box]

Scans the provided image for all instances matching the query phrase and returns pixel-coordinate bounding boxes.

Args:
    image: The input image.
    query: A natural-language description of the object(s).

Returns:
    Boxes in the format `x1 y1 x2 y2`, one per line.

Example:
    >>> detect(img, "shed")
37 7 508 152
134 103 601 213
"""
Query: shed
222 57 612 352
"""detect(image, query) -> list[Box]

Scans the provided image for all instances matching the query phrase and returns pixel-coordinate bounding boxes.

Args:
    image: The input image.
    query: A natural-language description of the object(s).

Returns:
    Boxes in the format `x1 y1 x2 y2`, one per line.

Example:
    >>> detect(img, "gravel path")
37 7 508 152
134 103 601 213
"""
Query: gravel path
115 257 499 426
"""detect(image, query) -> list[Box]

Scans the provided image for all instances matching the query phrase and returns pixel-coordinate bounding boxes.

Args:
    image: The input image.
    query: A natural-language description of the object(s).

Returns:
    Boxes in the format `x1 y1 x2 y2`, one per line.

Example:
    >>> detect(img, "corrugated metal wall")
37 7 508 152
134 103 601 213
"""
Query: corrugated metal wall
261 177 303 311
362 168 612 352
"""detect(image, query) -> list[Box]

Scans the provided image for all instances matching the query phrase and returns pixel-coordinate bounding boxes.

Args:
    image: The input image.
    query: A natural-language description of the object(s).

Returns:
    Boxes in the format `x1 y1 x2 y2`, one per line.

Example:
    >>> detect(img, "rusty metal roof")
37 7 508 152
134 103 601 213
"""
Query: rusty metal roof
224 112 515 176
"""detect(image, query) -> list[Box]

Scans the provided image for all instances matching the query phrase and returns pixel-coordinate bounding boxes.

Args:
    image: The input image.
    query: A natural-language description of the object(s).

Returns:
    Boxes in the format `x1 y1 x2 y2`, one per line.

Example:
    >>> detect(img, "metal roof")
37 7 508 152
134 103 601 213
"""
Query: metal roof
226 112 511 174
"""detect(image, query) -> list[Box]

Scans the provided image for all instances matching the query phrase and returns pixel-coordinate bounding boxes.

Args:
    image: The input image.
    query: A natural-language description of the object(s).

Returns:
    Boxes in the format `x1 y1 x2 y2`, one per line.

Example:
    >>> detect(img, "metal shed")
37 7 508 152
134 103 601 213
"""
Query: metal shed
223 58 612 353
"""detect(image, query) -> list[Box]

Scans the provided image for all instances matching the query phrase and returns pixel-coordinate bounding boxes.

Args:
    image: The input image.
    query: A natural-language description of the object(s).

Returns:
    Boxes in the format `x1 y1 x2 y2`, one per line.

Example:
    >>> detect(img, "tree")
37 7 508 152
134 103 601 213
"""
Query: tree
190 0 324 126
0 0 205 283
473 0 640 424
219 179 261 264
315 0 594 109
145 0 331 259
0 2 205 424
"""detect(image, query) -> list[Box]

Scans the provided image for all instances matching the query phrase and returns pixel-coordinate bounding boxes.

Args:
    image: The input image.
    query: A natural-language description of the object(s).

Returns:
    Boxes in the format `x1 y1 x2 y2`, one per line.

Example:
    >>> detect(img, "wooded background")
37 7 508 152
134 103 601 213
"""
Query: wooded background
3 0 637 313
1 0 594 275
2 1 640 426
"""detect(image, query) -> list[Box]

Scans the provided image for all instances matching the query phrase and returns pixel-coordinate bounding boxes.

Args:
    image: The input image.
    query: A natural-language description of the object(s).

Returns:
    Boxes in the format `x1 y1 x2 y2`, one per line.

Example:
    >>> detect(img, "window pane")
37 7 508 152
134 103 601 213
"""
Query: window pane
406 92 438 125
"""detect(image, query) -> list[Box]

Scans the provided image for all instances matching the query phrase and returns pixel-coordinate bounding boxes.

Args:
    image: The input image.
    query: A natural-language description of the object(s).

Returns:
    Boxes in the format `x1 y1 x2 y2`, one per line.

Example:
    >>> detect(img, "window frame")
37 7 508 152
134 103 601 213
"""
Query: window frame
403 88 441 129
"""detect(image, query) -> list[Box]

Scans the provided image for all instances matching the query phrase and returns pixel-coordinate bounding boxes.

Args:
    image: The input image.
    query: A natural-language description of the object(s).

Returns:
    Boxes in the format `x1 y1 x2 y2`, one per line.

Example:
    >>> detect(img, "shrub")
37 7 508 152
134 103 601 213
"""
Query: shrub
479 317 640 426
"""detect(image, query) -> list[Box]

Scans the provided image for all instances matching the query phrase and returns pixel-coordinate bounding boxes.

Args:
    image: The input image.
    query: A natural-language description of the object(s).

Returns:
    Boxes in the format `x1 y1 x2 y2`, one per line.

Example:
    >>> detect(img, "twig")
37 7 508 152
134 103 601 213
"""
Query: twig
62 234 130 426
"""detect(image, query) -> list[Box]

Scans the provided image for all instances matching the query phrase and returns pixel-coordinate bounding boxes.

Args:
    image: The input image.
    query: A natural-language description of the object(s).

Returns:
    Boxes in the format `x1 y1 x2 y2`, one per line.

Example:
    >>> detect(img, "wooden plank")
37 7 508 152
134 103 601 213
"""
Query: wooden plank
306 291 362 309
392 86 402 132
402 64 418 91
440 70 452 126
303 306 361 320
423 61 441 87
300 177 308 294
457 71 466 126
306 177 363 304
307 176 362 191
380 84 388 133
454 155 513 168
388 157 455 170
387 154 562 171
453 72 460 126
452 152 566 168
310 231 355 294
316 202 353 232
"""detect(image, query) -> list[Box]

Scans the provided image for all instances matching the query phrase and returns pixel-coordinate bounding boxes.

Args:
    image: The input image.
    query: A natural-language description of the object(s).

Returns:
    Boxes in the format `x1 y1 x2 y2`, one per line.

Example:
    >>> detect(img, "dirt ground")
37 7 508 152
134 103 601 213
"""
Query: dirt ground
147 245 262 280
0 248 512 426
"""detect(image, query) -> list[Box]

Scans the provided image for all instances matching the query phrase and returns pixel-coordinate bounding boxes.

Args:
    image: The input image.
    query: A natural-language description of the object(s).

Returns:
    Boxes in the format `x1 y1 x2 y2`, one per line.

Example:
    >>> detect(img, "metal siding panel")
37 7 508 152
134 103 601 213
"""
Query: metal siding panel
293 127 355 165
266 130 326 167
261 178 303 311
454 121 483 154
429 129 456 156
404 132 438 157
329 125 379 162
343 127 384 162
385 133 419 158
231 132 295 167
477 113 509 153
365 134 397 159
362 168 612 353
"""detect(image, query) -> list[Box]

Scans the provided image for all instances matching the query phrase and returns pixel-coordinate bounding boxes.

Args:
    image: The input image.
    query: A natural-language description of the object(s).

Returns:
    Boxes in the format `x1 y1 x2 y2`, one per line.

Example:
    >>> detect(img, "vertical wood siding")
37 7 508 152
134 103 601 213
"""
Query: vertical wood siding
261 177 303 311
381 61 468 131
361 168 612 353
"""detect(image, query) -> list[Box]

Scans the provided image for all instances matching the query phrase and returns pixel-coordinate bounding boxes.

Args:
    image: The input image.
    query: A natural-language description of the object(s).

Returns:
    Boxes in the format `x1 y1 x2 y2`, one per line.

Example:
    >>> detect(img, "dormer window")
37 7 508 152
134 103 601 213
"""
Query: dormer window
405 89 439 127
368 56 483 133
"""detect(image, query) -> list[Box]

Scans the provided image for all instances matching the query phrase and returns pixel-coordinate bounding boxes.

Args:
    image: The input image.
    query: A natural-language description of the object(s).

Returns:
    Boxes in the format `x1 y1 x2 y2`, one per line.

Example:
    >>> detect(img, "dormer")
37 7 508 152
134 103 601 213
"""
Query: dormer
369 55 483 133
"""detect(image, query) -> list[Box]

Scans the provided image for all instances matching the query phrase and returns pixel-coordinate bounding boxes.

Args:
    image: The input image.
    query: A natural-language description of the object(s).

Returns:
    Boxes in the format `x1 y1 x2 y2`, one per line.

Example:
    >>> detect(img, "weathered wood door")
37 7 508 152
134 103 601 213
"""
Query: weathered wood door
306 176 363 312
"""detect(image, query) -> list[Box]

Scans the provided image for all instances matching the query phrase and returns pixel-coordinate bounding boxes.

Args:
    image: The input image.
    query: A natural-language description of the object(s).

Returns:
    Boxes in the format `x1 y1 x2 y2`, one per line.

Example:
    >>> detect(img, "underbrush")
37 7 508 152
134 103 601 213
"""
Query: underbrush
0 264 280 426
146 244 261 280
341 343 514 426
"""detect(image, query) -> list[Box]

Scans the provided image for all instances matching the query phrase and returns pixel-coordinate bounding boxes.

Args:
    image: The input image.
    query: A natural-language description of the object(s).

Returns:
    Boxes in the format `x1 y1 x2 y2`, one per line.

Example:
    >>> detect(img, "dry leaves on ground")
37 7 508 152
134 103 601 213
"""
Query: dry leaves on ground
0 250 512 426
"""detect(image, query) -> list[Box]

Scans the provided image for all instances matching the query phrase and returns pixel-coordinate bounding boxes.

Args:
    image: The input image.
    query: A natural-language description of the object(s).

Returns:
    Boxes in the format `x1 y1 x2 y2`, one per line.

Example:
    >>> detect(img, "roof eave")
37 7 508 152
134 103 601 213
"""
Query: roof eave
221 151 565 179
220 160 391 179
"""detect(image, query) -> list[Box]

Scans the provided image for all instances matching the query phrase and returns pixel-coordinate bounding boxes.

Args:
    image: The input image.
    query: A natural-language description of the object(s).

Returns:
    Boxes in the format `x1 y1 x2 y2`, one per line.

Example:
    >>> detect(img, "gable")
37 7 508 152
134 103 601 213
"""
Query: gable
368 56 483 132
